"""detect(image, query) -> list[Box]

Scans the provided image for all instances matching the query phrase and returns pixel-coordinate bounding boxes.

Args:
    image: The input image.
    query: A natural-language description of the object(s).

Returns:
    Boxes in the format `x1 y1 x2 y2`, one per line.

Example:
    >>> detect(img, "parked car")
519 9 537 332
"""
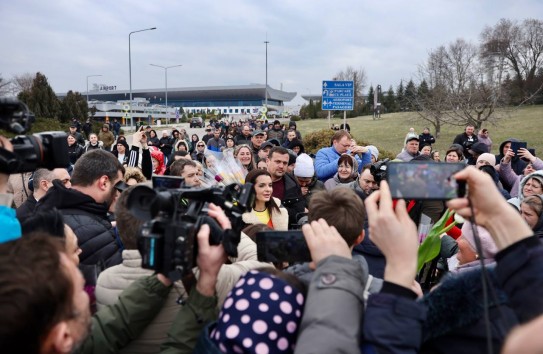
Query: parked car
190 117 204 128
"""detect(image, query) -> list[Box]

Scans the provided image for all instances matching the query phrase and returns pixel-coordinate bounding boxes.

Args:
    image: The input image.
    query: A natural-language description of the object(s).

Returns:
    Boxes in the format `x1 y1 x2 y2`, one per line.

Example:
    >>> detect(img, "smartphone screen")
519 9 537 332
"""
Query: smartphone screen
510 142 527 154
256 231 311 263
387 162 466 200
152 175 185 189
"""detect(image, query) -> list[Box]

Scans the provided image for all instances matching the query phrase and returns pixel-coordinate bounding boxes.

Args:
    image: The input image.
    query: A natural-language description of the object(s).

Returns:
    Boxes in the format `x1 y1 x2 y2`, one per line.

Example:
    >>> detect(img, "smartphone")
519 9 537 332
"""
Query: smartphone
387 162 466 200
510 141 527 154
256 231 311 263
152 175 185 189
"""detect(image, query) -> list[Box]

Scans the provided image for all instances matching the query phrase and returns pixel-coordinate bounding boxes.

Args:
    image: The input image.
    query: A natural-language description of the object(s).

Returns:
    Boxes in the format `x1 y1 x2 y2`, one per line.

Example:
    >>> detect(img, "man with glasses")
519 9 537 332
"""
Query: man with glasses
38 149 125 269
315 130 371 182
16 168 72 220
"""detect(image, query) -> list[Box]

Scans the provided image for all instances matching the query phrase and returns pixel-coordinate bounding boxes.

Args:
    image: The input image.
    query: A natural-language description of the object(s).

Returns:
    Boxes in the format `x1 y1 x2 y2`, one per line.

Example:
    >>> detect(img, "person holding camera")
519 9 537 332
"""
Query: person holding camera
452 124 478 152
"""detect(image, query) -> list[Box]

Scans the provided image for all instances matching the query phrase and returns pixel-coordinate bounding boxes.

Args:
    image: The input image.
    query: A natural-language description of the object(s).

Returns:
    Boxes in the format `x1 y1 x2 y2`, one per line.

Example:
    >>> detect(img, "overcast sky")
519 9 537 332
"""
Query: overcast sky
1 0 541 105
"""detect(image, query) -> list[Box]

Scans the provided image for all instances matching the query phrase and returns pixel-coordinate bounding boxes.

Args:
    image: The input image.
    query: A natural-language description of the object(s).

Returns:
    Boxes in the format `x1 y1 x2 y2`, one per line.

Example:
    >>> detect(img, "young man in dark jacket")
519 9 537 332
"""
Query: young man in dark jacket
37 149 125 269
266 146 307 227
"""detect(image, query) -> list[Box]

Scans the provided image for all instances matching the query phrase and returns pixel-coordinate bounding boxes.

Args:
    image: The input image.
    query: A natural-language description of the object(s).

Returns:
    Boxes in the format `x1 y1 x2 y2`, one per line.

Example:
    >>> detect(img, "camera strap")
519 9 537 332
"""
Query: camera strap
0 147 21 174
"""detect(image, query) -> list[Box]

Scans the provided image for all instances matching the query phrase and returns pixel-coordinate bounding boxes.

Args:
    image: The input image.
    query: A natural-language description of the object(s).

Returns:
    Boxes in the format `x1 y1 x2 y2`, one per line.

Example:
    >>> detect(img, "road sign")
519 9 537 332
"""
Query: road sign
322 81 354 110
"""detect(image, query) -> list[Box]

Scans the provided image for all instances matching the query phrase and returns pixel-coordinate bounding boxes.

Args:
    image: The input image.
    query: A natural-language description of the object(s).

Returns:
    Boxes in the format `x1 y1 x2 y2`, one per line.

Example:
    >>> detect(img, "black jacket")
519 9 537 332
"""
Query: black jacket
16 195 37 221
452 132 478 151
68 143 84 165
37 180 122 269
280 172 307 227
419 133 436 149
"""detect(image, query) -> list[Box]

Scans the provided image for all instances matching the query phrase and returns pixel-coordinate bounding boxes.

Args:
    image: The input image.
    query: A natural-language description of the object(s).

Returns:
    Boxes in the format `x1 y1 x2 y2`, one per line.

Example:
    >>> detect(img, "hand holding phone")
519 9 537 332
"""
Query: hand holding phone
386 162 466 200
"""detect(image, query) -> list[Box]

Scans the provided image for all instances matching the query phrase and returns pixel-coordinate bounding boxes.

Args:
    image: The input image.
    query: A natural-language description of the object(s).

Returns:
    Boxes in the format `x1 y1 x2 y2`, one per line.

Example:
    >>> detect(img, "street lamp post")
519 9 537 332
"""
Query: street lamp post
264 40 269 110
150 64 182 124
86 74 102 103
129 27 156 131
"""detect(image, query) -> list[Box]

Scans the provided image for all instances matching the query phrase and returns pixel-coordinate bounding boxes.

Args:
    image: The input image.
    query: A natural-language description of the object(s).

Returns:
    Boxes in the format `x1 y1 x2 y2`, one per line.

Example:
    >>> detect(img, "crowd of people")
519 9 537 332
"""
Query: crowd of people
1 117 543 354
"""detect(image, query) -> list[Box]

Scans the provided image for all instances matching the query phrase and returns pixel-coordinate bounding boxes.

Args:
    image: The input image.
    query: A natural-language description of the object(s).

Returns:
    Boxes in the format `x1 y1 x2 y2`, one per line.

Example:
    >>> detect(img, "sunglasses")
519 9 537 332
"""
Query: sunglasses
197 144 205 147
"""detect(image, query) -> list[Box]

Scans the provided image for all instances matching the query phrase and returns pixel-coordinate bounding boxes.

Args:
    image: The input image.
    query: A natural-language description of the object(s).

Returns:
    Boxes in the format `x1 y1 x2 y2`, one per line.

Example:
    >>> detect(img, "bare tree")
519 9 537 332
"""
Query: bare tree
480 18 543 102
334 66 367 102
0 74 11 96
412 39 509 132
9 73 34 96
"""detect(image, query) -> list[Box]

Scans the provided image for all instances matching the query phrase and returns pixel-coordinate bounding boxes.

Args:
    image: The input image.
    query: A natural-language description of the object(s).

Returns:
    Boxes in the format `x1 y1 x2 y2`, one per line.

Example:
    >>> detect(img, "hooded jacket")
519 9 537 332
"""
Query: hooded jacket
499 156 543 198
37 180 122 269
98 124 115 150
507 170 543 209
495 138 528 182
149 147 166 175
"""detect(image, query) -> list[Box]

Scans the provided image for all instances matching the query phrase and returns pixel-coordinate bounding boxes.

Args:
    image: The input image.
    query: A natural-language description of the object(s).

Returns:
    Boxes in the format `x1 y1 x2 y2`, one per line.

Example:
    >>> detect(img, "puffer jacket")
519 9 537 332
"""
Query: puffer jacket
95 250 186 354
242 197 289 231
37 180 122 269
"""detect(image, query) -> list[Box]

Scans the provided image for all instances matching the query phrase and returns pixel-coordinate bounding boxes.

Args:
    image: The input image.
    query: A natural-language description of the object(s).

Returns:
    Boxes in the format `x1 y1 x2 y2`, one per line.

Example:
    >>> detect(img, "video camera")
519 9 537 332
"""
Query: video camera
0 98 69 173
127 182 255 281
370 158 389 186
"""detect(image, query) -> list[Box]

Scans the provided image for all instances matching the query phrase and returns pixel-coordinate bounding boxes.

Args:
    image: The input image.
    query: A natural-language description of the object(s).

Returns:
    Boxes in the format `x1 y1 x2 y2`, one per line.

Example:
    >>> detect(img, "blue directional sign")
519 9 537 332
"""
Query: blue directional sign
322 80 354 110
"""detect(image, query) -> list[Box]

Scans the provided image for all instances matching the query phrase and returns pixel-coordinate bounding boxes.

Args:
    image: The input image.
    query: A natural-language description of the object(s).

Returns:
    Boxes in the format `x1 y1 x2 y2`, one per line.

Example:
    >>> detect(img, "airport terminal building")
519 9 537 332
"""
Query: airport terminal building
59 84 297 123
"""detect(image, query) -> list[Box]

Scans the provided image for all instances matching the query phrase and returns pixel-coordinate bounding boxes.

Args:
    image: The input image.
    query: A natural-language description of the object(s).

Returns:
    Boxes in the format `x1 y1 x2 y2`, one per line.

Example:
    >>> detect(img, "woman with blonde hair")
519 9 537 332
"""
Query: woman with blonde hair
234 144 255 172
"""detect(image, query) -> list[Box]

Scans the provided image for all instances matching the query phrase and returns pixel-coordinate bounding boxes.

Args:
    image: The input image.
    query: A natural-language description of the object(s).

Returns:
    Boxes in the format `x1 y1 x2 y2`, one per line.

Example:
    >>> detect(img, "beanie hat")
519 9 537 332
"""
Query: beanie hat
468 142 489 155
293 153 314 178
476 153 496 166
210 270 304 353
367 145 379 160
461 221 498 260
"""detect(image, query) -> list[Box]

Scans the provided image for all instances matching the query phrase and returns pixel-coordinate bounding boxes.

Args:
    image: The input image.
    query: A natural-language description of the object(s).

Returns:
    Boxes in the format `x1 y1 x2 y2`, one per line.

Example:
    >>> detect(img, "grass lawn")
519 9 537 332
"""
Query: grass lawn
296 105 543 157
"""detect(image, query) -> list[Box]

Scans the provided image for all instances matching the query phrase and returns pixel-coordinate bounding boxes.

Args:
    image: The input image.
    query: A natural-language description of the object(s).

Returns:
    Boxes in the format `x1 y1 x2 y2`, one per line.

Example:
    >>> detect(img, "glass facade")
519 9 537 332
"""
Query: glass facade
148 98 280 107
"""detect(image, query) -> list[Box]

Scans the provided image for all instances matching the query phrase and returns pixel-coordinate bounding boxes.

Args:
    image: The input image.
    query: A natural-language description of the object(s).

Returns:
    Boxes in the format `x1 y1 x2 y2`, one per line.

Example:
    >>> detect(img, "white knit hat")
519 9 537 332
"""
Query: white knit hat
367 145 379 160
294 153 315 178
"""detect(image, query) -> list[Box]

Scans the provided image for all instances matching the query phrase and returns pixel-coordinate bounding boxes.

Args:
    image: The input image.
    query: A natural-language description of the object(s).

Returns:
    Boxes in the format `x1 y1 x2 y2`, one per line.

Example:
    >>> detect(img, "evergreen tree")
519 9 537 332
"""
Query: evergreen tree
59 90 88 123
365 85 374 114
416 80 430 111
384 85 397 112
396 81 405 111
404 79 417 111
17 72 60 119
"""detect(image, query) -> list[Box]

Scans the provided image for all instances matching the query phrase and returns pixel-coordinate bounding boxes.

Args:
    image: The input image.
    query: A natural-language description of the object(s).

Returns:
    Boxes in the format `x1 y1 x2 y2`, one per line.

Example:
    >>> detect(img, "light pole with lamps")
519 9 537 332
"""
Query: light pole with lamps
86 75 102 103
264 40 269 110
149 64 183 122
129 27 156 130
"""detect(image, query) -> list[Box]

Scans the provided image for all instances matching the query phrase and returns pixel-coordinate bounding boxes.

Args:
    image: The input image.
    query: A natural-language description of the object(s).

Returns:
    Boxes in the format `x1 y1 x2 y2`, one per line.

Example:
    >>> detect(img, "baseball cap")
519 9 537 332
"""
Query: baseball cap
260 141 274 150
252 130 265 136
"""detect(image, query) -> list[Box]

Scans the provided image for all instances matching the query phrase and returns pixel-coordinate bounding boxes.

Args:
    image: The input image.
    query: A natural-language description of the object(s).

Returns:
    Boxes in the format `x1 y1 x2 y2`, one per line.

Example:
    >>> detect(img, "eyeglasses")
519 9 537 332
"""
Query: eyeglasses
197 144 205 147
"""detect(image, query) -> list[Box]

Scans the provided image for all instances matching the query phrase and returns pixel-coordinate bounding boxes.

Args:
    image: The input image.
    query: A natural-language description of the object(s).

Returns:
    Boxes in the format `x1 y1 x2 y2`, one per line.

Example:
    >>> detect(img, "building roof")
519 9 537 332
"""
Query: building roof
58 84 297 103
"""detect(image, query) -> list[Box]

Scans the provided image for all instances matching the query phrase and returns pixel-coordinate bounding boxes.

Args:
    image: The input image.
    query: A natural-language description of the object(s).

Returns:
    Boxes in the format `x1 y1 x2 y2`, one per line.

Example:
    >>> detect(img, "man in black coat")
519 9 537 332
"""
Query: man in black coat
452 124 478 151
37 150 124 269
